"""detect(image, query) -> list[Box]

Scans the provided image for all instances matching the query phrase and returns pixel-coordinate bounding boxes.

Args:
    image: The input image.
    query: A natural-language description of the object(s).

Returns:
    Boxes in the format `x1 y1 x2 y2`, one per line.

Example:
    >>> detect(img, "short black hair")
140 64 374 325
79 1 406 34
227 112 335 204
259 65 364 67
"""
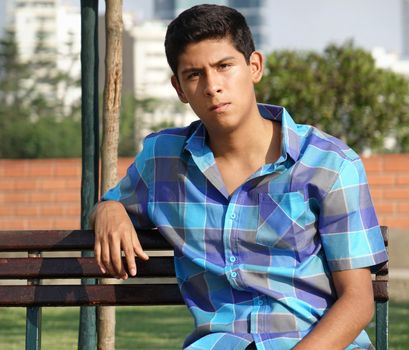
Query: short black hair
164 4 256 76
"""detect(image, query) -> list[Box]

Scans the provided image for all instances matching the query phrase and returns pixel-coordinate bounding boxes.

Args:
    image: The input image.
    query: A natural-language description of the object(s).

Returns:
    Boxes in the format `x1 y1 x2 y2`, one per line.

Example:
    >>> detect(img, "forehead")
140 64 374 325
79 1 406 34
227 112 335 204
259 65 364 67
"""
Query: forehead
176 38 244 72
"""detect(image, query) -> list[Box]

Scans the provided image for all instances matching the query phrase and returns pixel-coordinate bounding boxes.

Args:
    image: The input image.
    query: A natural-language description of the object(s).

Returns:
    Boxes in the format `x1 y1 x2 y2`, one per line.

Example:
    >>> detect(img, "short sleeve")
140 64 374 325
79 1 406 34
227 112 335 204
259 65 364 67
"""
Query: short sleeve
318 157 388 273
101 137 155 228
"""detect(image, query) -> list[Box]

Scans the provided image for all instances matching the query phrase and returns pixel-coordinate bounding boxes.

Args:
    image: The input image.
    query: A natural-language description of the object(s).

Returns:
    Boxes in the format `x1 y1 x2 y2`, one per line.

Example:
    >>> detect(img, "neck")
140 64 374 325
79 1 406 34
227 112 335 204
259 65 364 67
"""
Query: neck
208 114 281 166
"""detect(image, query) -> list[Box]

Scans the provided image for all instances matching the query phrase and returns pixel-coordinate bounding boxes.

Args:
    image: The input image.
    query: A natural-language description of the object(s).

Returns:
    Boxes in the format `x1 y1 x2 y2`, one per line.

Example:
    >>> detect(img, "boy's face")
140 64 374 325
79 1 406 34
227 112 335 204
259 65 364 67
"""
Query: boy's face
171 38 263 134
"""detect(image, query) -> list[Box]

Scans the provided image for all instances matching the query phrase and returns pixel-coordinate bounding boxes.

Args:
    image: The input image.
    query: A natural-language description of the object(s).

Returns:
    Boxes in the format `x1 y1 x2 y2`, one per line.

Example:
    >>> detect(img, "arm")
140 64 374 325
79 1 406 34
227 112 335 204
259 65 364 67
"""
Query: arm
293 268 374 350
92 200 149 280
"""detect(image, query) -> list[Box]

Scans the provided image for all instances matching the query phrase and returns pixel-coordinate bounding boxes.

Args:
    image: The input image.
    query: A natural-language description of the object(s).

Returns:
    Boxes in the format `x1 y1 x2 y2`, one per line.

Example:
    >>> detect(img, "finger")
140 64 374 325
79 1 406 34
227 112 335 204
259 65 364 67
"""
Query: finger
123 240 137 277
101 239 116 277
110 235 128 279
94 241 106 274
132 232 149 261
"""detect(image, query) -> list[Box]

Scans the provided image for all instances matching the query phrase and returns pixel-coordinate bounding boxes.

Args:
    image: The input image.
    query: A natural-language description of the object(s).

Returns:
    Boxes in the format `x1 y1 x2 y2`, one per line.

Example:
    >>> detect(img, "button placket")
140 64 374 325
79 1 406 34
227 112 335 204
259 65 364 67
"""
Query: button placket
223 191 243 288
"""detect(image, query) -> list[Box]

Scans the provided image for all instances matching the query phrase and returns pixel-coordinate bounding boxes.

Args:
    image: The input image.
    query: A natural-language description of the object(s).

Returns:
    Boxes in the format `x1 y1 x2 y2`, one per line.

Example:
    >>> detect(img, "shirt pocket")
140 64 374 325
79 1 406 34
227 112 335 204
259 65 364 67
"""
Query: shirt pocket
256 191 306 249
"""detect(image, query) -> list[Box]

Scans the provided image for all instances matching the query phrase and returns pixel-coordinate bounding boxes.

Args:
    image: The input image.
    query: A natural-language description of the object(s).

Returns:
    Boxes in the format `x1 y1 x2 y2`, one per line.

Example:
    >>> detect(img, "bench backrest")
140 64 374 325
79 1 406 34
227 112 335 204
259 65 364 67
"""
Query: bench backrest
0 228 182 306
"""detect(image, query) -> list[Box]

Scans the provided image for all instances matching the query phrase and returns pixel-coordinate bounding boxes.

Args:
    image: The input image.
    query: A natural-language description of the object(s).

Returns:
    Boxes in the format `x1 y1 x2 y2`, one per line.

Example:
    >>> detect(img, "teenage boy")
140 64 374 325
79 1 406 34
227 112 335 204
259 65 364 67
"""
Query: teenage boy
92 4 388 350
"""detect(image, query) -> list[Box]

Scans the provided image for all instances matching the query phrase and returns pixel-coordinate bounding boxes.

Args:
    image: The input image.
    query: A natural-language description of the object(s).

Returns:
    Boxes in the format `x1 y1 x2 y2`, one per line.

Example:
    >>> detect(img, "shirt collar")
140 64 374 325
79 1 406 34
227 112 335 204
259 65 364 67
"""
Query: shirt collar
185 104 302 162
257 103 301 162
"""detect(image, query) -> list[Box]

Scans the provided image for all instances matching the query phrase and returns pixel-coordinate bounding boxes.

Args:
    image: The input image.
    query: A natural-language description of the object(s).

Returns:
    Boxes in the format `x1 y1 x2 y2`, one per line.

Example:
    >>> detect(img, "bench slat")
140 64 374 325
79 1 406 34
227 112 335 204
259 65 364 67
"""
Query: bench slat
0 284 183 307
0 257 176 279
0 229 171 251
0 281 388 306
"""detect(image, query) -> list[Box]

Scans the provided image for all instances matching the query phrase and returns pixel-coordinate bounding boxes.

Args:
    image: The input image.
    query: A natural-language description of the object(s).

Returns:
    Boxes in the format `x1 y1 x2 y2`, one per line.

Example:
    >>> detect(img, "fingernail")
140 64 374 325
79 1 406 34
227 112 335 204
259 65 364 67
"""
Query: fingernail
130 268 136 276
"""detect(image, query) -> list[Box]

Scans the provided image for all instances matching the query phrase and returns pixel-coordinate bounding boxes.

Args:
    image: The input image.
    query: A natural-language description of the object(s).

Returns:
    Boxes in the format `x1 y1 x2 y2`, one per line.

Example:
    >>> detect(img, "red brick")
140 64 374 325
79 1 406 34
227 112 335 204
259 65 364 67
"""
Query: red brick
64 205 81 216
40 206 65 216
397 175 409 185
0 180 13 190
14 179 40 191
382 216 409 229
66 179 81 189
368 188 383 200
28 164 54 177
55 165 81 177
58 192 80 202
40 179 67 190
16 206 39 216
2 193 28 203
383 155 409 171
373 203 396 215
28 219 55 230
53 218 80 230
0 219 26 230
3 162 28 177
0 206 15 215
367 174 395 186
29 192 55 203
398 203 409 213
362 156 383 172
384 189 409 200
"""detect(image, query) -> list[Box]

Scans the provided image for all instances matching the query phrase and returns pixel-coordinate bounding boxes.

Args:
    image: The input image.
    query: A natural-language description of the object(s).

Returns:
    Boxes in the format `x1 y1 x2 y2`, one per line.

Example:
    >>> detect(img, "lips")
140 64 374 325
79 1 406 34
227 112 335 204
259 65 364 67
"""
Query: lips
209 102 230 113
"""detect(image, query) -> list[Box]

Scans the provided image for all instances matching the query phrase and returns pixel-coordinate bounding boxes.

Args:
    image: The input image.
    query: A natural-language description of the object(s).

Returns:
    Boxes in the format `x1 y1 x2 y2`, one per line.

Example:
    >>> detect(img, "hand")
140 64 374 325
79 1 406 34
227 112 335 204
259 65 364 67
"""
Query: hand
93 200 149 279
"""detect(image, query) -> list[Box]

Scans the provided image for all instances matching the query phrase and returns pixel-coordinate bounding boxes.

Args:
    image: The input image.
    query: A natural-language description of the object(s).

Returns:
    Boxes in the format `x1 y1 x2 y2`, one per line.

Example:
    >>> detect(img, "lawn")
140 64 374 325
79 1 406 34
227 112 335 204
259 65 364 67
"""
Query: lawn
0 301 408 349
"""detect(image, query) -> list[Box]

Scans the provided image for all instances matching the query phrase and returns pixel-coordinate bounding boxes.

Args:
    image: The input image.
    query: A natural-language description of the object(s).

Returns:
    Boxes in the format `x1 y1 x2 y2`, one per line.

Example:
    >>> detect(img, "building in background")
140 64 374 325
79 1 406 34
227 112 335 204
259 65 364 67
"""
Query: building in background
153 0 269 52
6 0 81 114
372 47 409 76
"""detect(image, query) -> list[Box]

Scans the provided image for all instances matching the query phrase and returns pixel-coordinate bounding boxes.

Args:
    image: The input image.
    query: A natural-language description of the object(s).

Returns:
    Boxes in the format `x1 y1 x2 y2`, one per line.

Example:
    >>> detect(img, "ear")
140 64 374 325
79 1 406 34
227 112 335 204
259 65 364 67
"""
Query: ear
171 75 188 103
249 51 264 83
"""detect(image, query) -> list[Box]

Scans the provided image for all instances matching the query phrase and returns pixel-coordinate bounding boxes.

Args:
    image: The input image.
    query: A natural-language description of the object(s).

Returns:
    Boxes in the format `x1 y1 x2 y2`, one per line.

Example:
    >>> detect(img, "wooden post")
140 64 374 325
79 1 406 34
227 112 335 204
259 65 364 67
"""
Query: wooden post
98 0 123 349
79 0 99 349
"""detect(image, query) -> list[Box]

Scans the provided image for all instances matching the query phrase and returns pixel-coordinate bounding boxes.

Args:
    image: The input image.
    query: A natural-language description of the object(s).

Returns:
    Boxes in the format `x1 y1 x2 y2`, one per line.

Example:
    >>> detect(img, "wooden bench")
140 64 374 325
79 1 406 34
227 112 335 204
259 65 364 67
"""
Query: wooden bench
0 227 389 350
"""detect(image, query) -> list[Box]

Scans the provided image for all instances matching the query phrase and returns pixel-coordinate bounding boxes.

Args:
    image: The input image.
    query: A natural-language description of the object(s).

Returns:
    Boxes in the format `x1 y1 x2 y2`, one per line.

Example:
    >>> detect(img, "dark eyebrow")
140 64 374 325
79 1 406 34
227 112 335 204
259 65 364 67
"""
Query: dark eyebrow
180 56 237 76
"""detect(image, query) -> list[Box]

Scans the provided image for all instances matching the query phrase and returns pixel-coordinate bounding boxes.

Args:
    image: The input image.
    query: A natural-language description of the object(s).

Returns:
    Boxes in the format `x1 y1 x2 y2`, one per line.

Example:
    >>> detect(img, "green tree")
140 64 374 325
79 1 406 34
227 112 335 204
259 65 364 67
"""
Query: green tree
118 95 160 156
256 41 409 153
0 28 82 158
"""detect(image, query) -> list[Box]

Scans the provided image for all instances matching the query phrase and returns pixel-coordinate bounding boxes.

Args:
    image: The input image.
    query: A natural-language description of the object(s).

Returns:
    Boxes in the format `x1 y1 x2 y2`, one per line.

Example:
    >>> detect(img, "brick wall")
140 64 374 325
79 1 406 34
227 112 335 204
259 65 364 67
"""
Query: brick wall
362 154 409 229
0 155 408 230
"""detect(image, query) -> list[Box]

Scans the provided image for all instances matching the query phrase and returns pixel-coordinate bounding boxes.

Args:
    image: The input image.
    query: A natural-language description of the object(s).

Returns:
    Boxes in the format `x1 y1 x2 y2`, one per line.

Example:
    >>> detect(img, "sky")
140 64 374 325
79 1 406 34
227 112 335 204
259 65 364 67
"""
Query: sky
0 0 405 56
264 0 402 55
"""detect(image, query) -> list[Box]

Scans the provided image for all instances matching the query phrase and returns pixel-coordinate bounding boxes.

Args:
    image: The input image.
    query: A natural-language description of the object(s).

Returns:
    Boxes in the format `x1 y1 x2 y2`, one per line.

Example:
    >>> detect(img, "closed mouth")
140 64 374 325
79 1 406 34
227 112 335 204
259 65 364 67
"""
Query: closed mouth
209 103 230 112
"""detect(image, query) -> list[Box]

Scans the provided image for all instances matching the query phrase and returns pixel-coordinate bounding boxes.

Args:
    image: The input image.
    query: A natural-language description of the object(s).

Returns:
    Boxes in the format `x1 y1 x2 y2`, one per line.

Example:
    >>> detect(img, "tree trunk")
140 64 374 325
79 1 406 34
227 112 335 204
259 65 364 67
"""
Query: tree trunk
98 1 123 349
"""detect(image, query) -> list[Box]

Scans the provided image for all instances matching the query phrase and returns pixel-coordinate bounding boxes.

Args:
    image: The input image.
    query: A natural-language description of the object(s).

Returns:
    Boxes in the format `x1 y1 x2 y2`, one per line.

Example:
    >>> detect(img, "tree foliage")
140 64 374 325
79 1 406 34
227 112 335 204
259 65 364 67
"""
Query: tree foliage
0 29 82 158
0 29 165 159
256 41 409 153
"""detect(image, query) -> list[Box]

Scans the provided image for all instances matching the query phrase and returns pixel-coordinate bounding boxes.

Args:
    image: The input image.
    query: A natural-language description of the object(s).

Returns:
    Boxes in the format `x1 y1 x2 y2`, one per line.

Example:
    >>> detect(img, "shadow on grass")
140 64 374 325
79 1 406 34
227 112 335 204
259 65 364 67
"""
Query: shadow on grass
116 305 193 349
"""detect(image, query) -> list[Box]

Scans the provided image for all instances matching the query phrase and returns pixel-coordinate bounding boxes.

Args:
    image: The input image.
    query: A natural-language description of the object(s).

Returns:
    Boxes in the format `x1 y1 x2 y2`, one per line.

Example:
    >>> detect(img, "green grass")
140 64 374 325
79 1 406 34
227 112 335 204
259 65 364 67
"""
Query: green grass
0 302 408 349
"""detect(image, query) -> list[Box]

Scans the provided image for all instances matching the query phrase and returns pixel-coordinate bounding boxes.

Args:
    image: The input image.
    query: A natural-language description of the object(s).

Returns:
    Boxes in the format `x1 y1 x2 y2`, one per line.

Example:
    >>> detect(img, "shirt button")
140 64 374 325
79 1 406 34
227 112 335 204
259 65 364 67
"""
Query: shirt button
230 212 236 219
258 300 264 306
231 271 238 278
229 256 236 263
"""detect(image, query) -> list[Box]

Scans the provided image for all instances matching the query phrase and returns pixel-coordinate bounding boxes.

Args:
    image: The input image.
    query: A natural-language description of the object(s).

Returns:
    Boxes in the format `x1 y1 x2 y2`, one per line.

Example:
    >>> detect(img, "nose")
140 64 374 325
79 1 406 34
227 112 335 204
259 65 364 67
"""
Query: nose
203 72 222 96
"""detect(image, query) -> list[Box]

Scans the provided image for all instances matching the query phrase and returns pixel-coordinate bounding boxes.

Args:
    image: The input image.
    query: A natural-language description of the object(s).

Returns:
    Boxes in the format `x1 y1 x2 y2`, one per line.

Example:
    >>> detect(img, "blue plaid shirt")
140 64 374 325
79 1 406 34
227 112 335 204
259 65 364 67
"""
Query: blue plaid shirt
102 104 387 350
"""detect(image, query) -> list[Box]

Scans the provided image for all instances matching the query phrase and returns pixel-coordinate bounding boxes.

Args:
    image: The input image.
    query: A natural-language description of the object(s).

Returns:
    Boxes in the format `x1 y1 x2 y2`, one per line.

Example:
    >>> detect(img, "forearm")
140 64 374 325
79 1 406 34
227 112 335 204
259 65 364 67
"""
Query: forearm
294 294 373 349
